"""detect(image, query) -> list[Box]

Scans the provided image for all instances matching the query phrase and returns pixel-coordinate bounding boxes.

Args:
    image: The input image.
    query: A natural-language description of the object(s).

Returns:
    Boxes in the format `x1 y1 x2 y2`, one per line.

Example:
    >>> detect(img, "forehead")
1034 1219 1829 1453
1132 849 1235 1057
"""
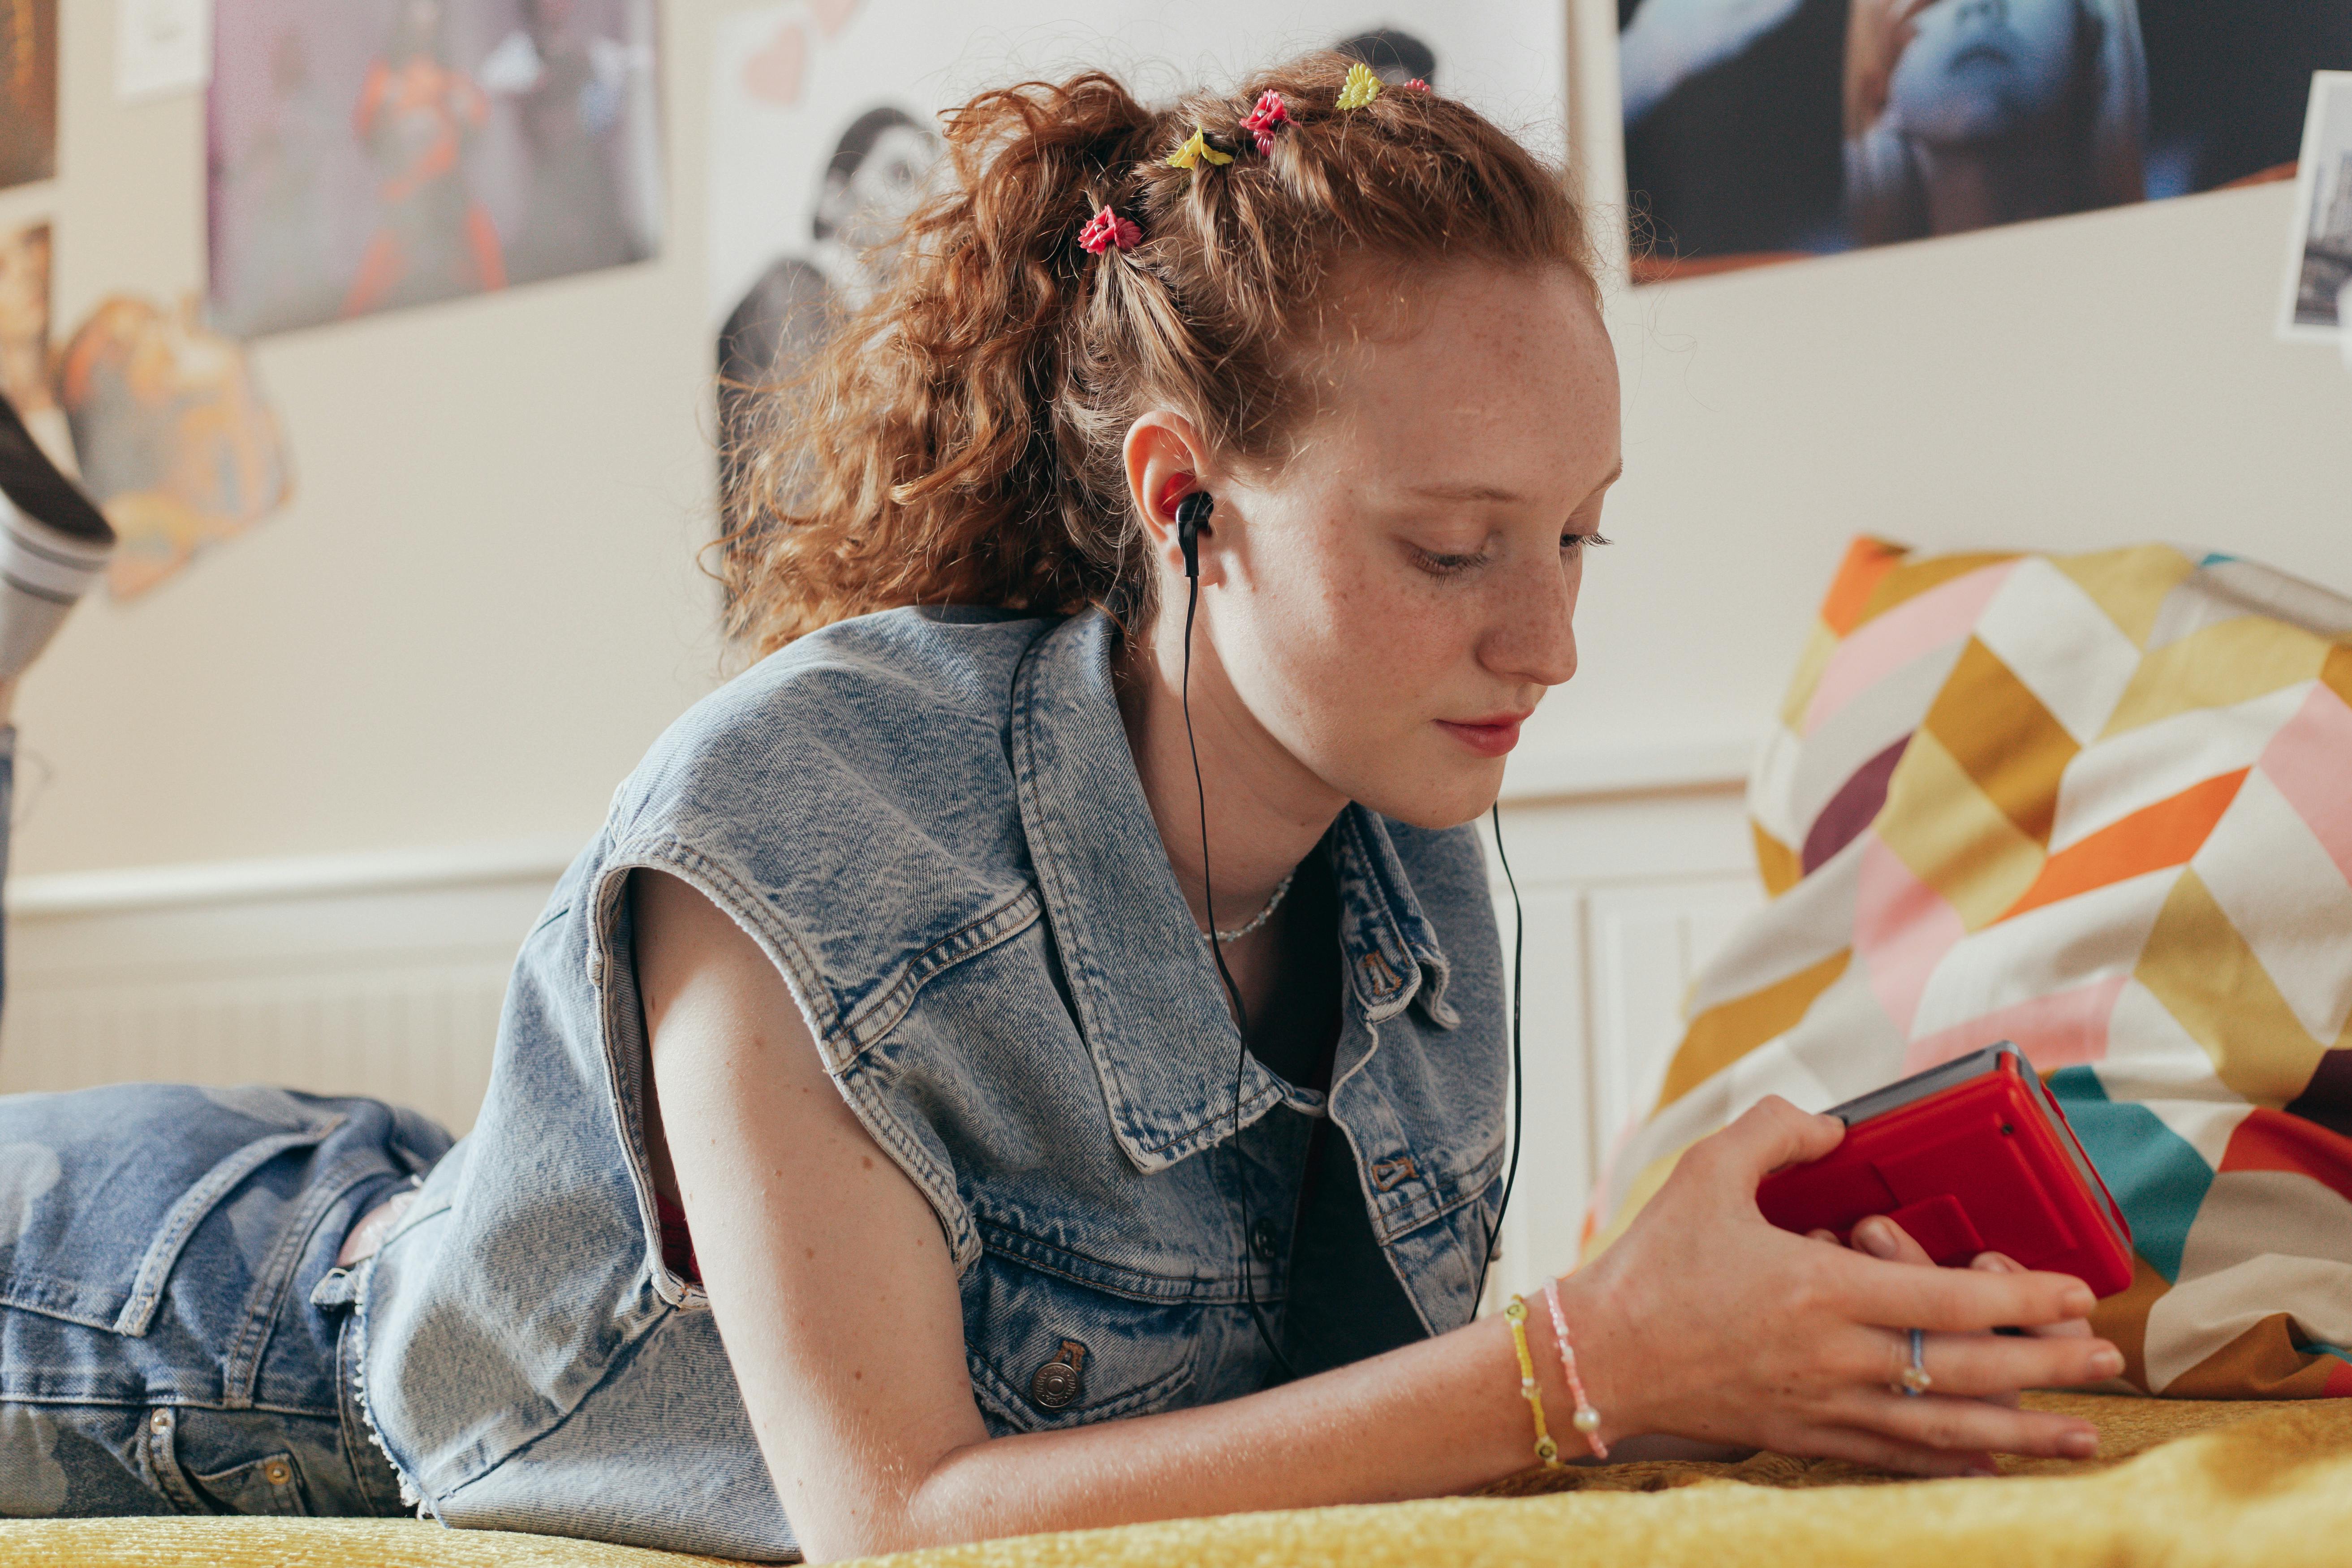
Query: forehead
1310 263 1618 491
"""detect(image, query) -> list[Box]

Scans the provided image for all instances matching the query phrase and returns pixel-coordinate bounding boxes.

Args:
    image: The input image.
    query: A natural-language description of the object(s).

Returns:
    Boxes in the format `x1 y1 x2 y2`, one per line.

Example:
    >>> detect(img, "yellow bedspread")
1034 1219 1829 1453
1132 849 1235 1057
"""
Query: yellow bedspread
6 1394 2349 1567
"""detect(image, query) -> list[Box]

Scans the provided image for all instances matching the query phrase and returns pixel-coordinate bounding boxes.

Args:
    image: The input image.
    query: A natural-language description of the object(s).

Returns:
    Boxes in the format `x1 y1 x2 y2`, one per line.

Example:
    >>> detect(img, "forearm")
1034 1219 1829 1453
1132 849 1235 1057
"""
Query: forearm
874 1301 1595 1557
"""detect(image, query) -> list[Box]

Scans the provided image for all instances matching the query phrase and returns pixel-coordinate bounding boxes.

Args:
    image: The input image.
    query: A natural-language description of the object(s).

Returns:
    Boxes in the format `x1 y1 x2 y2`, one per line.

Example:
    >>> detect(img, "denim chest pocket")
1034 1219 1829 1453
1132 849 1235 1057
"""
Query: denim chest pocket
0 1085 345 1335
961 1249 1205 1435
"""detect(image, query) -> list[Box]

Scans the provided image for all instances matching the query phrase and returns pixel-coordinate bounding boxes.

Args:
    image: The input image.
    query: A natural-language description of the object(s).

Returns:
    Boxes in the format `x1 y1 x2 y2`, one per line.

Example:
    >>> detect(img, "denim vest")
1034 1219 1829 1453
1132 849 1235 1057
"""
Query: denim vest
358 607 1508 1559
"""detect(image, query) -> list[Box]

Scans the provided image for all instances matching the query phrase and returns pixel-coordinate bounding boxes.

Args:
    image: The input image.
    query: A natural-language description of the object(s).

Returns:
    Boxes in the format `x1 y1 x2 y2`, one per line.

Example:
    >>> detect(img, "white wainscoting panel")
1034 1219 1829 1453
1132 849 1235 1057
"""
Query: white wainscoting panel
0 843 574 1136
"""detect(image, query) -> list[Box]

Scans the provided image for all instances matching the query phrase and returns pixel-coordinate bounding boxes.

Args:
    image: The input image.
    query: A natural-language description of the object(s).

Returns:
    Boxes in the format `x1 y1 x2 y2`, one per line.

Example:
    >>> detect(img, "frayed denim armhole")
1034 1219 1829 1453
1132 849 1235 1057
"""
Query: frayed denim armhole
587 842 990 1277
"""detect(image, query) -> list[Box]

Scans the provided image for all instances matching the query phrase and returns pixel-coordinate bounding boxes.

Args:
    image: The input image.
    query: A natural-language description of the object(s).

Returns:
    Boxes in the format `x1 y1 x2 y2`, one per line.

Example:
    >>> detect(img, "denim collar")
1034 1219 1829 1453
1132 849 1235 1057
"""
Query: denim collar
1012 610 1456 1175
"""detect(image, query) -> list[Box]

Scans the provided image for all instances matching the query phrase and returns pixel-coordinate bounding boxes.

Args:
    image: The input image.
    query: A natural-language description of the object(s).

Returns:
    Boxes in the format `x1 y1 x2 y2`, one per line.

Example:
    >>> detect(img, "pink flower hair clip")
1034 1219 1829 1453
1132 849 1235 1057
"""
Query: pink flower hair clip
1077 205 1142 256
1404 78 1430 93
1240 90 1288 155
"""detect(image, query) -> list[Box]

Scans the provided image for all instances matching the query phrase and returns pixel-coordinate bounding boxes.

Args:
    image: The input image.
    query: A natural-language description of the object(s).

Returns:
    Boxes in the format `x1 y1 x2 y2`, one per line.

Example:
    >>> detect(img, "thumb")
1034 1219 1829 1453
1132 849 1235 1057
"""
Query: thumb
1710 1095 1844 1184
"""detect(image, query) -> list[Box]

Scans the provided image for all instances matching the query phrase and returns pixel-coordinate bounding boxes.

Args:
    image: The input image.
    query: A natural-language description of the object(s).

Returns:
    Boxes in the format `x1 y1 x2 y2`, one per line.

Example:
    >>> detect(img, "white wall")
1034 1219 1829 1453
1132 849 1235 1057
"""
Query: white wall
1 3 734 879
1 2 2345 885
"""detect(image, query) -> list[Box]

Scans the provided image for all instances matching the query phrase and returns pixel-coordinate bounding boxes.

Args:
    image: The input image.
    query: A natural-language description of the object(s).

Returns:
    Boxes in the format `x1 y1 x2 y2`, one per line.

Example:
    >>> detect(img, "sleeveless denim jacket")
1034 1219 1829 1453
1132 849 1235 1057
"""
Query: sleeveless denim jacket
357 607 1508 1559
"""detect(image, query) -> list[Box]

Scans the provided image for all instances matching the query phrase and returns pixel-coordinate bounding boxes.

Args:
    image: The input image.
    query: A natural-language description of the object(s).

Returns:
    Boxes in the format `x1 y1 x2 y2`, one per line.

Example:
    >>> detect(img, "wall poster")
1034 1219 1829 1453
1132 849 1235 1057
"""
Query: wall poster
1617 0 2352 277
706 0 1568 587
207 0 665 337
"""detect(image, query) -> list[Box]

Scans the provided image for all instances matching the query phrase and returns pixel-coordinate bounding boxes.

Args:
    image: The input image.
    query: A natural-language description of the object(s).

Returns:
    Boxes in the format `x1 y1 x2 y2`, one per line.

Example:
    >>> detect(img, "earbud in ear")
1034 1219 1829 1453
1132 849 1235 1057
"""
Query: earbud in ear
1173 490 1214 582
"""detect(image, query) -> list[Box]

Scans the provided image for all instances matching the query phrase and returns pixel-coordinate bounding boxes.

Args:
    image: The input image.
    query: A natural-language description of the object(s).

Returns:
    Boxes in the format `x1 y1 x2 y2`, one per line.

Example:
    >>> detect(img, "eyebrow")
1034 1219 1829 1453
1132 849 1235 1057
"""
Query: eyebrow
1406 461 1624 507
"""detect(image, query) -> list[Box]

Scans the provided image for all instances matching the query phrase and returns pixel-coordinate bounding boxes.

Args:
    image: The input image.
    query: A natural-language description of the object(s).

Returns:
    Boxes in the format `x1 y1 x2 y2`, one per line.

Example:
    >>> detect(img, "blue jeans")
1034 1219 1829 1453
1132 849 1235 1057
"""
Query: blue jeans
0 735 455 1517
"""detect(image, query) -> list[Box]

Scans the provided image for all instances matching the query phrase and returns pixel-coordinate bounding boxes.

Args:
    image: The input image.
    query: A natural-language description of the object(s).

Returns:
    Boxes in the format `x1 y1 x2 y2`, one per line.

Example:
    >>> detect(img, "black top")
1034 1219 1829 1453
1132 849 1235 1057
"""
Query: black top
1242 844 1431 1380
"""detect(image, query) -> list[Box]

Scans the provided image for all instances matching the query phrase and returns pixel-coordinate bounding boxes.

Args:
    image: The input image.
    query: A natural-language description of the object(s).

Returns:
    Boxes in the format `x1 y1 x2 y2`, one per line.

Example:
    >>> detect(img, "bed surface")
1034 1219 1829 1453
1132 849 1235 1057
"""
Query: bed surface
6 1392 2348 1567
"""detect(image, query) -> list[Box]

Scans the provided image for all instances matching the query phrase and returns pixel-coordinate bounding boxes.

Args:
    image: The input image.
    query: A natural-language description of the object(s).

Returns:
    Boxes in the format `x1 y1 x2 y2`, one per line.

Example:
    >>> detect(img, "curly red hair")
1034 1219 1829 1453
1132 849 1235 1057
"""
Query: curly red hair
719 54 1593 654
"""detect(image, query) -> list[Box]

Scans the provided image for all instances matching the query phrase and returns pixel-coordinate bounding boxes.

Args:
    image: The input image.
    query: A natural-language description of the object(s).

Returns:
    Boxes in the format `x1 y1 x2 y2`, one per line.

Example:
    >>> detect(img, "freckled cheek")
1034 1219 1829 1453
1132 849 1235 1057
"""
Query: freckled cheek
1279 559 1468 725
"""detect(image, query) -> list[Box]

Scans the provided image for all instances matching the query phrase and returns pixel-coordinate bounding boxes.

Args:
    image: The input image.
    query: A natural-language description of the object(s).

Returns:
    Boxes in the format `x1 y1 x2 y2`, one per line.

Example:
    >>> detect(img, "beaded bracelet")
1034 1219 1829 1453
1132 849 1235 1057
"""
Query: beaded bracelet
1542 1278 1609 1459
1502 1295 1564 1469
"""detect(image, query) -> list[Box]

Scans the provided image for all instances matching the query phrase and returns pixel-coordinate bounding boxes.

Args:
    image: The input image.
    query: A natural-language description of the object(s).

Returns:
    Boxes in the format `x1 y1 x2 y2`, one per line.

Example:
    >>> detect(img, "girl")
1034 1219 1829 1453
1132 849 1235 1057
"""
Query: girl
0 54 2119 1559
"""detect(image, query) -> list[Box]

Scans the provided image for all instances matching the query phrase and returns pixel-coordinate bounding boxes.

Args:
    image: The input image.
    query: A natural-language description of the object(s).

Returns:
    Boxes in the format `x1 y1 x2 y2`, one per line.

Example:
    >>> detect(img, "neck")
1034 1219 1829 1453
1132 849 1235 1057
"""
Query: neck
1912 133 2075 235
1115 596 1346 937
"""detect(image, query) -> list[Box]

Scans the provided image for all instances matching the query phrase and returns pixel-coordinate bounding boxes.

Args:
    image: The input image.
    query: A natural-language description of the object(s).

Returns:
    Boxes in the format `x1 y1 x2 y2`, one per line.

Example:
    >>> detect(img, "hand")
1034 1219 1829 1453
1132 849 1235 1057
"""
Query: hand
1620 0 1810 124
1820 1216 2098 1410
1844 0 1938 136
1565 1097 2122 1476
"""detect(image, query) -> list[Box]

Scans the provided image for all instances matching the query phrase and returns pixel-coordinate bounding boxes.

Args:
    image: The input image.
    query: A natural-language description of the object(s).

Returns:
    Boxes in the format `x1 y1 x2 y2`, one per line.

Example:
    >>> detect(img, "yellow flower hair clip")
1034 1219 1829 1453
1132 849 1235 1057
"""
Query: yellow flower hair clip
1335 62 1382 111
1164 128 1232 170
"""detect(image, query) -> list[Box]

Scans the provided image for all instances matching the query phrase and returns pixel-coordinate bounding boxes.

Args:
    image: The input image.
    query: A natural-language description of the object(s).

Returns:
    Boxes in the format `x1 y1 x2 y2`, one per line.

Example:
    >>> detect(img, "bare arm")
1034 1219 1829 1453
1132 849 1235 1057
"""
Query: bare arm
633 870 2121 1562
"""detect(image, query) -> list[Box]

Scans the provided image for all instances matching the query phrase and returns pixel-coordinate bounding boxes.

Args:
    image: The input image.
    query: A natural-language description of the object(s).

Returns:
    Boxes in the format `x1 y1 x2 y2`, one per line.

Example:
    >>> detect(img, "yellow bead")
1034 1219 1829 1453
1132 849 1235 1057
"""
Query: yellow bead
1572 1406 1602 1435
1535 1438 1559 1463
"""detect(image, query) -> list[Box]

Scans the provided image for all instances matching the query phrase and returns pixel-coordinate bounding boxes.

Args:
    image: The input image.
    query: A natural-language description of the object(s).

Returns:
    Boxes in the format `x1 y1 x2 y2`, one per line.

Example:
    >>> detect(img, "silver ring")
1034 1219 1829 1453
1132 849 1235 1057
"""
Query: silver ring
1897 1327 1932 1396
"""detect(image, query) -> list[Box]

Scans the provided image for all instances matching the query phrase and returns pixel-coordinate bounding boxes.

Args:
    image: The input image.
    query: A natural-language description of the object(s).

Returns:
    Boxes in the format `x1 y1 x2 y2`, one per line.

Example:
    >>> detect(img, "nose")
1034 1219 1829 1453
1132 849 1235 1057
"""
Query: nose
1482 550 1579 691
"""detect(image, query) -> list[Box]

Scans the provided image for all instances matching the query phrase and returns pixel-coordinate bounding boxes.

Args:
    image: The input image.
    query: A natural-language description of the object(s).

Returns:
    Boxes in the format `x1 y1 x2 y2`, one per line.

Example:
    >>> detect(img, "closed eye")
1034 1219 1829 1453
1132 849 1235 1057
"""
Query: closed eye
1411 547 1487 577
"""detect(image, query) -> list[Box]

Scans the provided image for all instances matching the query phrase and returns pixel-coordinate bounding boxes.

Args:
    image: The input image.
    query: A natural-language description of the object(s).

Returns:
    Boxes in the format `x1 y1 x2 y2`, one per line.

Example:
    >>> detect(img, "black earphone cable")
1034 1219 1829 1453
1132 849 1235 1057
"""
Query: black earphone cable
1474 801 1528 1310
1176 491 1298 1379
1176 489 1525 1368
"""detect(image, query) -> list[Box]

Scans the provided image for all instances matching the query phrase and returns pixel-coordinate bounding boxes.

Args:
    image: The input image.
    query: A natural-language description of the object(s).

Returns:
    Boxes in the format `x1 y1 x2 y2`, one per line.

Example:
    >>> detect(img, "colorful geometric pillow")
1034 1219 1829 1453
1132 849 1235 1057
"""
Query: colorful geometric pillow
1586 538 2352 1399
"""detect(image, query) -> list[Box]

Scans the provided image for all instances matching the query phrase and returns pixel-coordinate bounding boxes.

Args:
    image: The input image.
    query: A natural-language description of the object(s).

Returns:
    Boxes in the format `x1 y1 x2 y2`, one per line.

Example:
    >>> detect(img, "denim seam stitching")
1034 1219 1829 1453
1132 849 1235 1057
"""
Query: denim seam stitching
221 1156 395 1406
1369 1143 1507 1244
976 1223 1252 1305
112 1119 348 1337
837 885 1044 1054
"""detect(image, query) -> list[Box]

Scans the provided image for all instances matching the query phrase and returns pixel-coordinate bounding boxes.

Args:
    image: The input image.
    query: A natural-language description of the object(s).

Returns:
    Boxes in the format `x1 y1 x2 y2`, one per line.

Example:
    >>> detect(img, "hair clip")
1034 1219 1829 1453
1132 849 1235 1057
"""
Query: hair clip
1240 90 1288 155
1404 78 1430 93
1165 128 1232 169
1335 62 1382 111
1077 205 1141 255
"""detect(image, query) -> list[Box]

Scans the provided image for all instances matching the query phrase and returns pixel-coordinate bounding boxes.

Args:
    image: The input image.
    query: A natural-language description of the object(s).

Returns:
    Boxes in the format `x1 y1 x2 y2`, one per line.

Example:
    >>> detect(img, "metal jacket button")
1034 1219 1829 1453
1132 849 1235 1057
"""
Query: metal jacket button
1029 1339 1088 1410
1249 1217 1279 1261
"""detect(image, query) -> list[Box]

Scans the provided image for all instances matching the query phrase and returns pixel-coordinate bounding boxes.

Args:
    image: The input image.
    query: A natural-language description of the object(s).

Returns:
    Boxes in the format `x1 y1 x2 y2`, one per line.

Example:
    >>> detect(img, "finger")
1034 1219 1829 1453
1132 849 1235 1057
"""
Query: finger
1838 1253 2096 1331
1837 1389 2101 1462
1852 1215 1934 1266
1701 1096 1844 1184
1836 1325 2123 1398
1783 1422 1997 1479
1970 1252 2092 1338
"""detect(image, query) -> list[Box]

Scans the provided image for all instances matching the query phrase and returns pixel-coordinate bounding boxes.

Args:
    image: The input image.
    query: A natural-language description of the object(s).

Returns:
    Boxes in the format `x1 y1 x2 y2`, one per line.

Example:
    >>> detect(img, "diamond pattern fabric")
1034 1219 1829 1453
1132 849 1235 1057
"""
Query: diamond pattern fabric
1588 538 2352 1399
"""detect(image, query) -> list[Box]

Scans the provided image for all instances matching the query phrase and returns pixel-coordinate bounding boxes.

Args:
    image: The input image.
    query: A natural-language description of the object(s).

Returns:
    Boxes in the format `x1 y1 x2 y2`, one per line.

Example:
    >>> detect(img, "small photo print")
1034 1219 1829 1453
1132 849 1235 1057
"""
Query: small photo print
2281 70 2352 340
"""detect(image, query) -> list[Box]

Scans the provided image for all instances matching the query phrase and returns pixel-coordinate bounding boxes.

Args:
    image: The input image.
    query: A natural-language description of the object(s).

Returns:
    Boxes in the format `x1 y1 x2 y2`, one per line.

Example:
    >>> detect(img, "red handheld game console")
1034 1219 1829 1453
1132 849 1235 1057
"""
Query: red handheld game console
1754 1044 2136 1299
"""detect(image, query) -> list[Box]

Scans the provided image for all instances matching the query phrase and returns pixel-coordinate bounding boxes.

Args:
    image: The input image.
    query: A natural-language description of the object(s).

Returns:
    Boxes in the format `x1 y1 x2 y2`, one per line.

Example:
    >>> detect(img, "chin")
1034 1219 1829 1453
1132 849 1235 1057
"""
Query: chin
1346 757 1508 832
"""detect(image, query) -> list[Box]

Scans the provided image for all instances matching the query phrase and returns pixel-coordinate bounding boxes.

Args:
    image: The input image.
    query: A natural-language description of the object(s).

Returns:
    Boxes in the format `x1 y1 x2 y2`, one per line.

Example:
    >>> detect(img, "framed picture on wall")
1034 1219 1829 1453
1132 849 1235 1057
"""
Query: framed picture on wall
706 0 1569 593
1617 0 2352 280
207 0 667 338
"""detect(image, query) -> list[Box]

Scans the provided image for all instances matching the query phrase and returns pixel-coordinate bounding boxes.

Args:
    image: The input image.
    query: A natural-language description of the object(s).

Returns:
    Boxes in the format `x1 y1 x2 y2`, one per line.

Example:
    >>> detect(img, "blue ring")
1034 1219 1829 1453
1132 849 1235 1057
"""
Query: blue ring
1903 1327 1928 1396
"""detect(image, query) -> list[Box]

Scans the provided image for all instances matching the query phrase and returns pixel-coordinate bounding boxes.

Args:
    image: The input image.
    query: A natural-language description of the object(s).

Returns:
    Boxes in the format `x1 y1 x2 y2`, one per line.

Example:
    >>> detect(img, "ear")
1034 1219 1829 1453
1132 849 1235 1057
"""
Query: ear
1123 412 1221 584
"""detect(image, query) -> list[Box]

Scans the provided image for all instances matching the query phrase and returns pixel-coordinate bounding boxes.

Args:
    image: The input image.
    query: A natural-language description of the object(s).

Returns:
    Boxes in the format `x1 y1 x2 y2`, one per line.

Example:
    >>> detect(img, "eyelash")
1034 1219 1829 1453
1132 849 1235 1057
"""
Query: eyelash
1413 533 1613 578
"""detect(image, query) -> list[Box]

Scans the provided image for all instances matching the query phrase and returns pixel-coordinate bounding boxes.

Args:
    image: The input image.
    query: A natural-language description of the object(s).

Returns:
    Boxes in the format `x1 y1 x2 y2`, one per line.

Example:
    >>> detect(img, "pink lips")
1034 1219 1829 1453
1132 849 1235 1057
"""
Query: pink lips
1435 713 1529 758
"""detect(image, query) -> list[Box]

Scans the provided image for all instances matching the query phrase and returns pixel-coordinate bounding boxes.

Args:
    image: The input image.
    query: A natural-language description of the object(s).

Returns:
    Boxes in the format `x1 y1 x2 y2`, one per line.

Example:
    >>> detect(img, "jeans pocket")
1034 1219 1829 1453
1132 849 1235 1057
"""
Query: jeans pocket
0 1085 345 1336
193 1451 310 1517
